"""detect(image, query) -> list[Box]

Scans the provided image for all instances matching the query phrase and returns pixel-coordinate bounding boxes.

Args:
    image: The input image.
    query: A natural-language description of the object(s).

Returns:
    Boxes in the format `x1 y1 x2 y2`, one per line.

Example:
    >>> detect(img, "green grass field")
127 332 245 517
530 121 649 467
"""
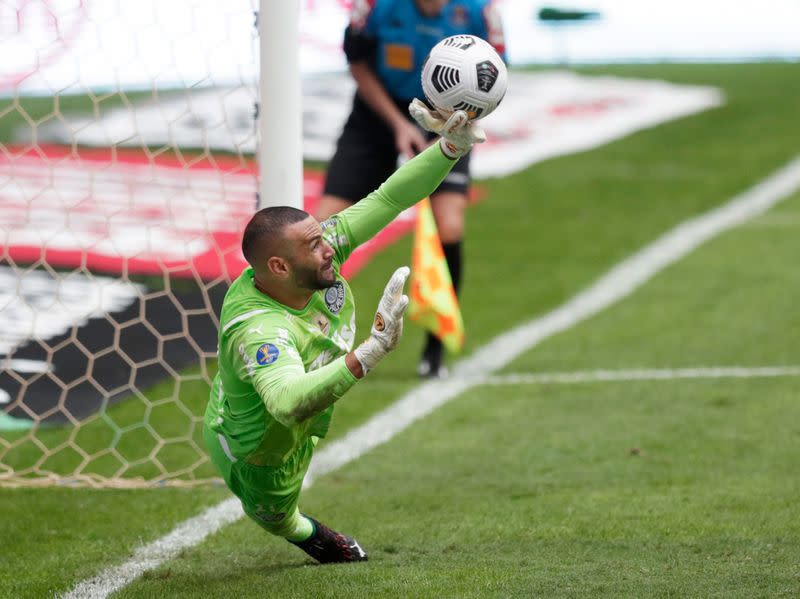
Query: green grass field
2 63 800 598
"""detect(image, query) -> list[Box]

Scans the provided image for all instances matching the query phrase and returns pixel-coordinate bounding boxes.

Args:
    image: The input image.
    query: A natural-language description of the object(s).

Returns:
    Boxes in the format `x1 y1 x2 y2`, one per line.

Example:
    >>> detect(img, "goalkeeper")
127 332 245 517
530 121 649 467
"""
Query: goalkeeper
203 104 484 564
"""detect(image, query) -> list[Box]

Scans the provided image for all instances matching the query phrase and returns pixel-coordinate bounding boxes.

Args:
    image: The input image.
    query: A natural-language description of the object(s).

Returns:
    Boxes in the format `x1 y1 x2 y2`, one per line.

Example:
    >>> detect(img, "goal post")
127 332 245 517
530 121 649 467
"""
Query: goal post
0 0 305 487
258 0 304 210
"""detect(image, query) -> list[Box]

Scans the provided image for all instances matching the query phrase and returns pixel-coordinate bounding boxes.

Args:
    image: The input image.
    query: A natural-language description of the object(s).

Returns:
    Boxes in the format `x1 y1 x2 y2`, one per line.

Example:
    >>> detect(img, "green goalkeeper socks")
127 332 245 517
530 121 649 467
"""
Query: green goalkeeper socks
284 512 315 542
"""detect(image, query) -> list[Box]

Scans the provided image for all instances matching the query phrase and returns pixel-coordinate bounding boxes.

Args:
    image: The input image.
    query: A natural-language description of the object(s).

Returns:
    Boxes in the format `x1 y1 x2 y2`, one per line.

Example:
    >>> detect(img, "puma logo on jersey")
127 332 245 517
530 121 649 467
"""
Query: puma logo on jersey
247 323 264 336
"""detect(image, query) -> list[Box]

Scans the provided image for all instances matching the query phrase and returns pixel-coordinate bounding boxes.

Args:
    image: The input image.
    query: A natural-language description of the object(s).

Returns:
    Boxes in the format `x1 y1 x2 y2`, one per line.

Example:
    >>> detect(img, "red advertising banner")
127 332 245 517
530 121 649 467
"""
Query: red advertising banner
0 146 416 281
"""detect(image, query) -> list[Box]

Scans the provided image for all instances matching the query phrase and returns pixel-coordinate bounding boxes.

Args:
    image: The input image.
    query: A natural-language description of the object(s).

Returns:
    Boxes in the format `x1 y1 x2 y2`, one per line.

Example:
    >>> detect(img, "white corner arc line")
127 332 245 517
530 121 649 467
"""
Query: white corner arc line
480 366 800 386
62 156 800 599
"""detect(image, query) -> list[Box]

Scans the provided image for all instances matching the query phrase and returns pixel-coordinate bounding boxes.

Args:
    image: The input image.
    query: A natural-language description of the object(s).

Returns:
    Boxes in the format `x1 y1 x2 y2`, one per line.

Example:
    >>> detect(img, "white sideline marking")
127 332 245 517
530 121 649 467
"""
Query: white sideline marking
62 156 800 598
480 366 800 386
62 498 243 598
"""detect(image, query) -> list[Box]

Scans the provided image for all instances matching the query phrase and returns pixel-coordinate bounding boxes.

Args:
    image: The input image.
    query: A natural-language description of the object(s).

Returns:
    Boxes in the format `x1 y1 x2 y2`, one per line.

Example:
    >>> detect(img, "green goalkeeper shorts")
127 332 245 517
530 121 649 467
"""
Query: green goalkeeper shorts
204 425 316 538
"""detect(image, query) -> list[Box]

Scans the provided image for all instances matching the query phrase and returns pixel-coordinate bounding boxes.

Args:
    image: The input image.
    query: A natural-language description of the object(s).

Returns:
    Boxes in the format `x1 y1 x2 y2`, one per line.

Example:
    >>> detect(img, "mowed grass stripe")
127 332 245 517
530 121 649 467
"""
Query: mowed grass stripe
275 378 800 598
3 63 793 598
506 189 800 377
119 151 800 599
481 366 800 385
307 154 800 476
63 156 800 598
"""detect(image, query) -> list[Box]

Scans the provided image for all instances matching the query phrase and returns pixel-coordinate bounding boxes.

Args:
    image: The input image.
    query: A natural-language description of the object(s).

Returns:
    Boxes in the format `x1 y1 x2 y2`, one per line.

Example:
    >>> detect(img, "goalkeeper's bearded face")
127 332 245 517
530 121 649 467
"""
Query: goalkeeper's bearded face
287 216 337 290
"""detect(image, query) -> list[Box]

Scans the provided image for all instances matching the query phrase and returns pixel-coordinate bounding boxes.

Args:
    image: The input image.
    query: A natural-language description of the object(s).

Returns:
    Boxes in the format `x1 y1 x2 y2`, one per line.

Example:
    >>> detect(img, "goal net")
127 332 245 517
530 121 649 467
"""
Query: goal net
0 0 269 487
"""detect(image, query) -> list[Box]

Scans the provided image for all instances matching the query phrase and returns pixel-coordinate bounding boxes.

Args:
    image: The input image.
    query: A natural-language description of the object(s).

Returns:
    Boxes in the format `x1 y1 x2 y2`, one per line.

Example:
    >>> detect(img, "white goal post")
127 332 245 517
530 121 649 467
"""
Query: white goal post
259 0 303 210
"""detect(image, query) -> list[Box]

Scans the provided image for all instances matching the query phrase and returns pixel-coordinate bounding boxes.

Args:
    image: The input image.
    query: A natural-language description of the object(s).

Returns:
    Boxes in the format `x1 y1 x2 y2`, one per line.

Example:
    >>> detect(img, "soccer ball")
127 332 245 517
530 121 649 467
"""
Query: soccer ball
421 34 508 121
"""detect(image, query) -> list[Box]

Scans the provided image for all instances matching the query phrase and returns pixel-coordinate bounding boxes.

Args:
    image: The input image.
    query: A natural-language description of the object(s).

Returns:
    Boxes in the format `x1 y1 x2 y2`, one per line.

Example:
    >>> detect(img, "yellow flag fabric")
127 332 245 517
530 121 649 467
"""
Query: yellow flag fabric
408 198 465 353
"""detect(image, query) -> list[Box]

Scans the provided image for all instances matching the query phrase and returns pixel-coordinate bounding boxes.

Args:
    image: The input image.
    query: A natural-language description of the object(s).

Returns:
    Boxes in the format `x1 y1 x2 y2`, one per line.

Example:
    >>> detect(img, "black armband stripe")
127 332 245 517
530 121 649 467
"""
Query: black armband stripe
343 24 377 63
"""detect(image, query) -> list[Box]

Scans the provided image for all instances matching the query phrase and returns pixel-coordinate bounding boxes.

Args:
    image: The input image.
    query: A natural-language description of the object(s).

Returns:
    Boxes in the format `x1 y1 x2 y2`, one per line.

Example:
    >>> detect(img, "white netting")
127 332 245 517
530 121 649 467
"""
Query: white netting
0 0 261 487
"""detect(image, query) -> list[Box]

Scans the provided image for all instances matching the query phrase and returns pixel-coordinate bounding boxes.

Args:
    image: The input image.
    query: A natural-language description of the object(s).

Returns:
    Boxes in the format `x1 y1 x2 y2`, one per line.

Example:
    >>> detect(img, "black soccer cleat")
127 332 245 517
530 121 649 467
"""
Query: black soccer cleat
417 336 449 379
289 516 368 564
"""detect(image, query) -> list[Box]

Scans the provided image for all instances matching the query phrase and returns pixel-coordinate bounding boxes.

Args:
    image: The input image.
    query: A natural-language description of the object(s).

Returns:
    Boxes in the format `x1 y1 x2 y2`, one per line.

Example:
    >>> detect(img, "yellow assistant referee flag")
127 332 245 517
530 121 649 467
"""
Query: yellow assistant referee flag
408 197 465 353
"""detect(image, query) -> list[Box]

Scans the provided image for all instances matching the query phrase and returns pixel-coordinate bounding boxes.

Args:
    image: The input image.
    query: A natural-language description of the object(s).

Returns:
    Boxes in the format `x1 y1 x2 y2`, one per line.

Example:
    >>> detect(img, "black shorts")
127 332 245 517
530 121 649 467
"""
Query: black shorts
323 94 471 203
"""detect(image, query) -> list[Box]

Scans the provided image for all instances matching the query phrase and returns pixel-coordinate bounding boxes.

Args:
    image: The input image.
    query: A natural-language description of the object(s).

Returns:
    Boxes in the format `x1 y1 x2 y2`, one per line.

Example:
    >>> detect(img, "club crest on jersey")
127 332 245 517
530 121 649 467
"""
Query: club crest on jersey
324 280 345 314
255 343 280 365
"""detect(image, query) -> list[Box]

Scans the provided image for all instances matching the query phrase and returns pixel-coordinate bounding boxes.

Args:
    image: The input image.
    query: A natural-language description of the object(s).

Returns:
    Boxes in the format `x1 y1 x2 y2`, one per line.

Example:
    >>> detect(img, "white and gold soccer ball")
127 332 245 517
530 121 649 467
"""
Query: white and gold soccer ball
421 34 508 121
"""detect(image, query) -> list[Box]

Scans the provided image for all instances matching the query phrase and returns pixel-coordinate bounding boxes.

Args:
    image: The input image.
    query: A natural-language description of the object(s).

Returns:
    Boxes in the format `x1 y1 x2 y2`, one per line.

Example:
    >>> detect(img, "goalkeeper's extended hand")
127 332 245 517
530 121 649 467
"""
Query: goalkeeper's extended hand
353 266 410 375
408 98 486 159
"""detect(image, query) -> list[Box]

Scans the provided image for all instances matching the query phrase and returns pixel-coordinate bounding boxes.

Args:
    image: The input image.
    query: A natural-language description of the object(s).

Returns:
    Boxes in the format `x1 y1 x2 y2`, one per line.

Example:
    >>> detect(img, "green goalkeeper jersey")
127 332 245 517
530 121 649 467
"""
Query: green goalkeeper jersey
204 144 455 467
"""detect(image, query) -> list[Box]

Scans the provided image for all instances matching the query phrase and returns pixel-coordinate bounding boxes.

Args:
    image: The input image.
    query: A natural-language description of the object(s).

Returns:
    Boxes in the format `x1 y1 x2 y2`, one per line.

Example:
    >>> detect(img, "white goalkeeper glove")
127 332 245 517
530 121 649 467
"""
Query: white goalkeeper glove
353 266 410 375
408 98 487 159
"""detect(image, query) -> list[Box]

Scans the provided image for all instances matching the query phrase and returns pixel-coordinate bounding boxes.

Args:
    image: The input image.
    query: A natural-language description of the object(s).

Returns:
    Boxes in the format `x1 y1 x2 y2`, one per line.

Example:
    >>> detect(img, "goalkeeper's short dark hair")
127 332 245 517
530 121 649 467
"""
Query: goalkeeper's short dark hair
242 206 309 266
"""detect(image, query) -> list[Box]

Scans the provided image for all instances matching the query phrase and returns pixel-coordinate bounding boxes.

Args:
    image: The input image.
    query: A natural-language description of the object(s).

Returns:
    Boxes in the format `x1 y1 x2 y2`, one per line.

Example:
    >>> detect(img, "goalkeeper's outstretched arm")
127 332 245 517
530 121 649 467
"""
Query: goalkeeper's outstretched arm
335 108 485 250
248 267 410 426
